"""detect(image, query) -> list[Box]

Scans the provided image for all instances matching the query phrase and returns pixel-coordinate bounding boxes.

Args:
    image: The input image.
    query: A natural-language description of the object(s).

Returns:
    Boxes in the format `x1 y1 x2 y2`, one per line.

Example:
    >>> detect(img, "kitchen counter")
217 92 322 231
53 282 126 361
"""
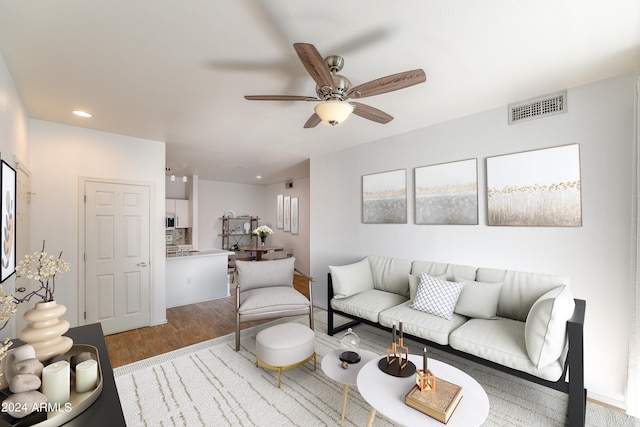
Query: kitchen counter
165 248 232 308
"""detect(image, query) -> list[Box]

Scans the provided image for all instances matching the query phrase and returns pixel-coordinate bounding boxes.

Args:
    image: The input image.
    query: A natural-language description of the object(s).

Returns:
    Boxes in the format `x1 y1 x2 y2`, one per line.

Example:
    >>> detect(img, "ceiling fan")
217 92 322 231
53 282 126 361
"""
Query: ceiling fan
244 43 426 128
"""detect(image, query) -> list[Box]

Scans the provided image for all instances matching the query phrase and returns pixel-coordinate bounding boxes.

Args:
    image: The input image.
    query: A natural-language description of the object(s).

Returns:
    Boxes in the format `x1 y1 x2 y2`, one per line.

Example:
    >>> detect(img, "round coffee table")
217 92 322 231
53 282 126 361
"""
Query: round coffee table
321 348 378 420
357 354 489 427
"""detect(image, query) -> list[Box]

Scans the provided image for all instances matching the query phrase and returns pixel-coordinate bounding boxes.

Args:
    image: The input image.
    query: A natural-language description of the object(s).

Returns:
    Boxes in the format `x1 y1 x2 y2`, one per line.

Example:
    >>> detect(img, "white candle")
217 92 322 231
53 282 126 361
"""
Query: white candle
12 345 35 362
75 359 98 393
42 361 70 404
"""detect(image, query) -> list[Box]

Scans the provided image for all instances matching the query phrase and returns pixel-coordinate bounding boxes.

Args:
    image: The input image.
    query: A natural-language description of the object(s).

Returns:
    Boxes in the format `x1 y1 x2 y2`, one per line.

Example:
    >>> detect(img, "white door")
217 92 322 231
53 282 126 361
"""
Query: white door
84 181 150 335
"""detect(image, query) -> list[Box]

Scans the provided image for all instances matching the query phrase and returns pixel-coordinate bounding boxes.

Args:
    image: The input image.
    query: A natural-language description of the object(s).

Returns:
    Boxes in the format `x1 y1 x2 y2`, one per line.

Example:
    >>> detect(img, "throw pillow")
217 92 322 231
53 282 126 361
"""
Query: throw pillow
236 257 295 291
524 285 575 369
453 278 503 319
329 258 374 299
411 274 465 321
408 273 448 301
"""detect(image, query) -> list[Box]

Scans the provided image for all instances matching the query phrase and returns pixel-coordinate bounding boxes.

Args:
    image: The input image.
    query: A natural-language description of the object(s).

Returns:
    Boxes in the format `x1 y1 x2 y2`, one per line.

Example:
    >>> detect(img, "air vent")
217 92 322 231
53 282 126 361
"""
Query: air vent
508 90 567 125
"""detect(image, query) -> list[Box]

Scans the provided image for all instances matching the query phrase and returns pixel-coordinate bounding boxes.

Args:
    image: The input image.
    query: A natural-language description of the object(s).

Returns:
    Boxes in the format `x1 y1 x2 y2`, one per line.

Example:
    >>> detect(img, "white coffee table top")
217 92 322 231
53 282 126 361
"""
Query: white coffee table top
321 348 378 387
357 354 489 427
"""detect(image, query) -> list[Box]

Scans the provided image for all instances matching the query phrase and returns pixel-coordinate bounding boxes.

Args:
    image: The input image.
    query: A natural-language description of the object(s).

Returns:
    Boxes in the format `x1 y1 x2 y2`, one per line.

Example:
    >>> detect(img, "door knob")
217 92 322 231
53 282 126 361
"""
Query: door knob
137 261 149 267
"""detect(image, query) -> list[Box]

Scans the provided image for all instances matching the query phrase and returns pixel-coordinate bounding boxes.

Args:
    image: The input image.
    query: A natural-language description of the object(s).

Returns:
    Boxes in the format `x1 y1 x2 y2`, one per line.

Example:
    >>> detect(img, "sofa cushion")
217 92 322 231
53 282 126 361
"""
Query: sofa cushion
411 261 477 282
525 285 575 369
449 318 565 381
411 274 465 321
330 289 408 323
367 256 412 296
453 278 503 319
477 268 570 321
239 286 310 317
236 257 294 291
329 258 374 299
379 302 467 345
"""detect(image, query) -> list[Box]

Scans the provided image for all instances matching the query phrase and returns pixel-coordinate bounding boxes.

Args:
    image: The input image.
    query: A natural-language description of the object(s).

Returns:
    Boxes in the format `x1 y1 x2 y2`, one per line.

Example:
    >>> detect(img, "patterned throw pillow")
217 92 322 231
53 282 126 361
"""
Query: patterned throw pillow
411 274 465 320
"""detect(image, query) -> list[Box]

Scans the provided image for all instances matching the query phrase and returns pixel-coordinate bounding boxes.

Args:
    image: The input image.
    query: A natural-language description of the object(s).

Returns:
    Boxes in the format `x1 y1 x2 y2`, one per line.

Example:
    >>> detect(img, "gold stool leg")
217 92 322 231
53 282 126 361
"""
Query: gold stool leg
277 367 282 388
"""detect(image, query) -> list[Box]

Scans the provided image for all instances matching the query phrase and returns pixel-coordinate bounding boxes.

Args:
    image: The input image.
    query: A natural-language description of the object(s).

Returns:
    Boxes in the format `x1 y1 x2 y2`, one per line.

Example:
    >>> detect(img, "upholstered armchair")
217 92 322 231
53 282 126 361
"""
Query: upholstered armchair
235 257 314 351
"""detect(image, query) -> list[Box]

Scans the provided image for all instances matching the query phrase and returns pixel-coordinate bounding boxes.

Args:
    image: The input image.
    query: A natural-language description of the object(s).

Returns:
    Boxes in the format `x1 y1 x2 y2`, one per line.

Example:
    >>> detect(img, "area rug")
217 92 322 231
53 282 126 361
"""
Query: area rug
114 310 639 426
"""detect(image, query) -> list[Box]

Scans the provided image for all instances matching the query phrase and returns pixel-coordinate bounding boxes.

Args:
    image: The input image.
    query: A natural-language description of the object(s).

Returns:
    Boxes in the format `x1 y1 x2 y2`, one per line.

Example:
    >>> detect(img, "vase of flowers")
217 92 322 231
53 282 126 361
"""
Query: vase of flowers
253 225 273 246
15 242 73 361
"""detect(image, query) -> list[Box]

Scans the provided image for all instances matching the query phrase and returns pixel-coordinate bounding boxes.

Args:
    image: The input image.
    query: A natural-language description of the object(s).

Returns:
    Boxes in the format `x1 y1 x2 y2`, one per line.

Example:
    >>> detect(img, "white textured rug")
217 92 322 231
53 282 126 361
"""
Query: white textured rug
114 310 639 427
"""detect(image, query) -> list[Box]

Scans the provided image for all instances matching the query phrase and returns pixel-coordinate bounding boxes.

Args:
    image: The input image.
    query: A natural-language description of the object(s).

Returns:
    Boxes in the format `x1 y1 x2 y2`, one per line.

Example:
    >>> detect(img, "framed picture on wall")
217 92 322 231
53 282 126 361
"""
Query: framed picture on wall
414 159 478 225
276 194 284 229
1 160 16 282
486 144 582 226
291 197 299 234
362 169 407 224
284 195 291 232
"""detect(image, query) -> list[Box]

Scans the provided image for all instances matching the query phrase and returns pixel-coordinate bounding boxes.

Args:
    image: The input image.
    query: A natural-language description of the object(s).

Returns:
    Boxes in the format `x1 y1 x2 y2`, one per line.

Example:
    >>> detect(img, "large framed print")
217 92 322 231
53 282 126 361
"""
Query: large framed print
415 159 478 225
486 144 582 226
1 160 16 282
362 169 407 224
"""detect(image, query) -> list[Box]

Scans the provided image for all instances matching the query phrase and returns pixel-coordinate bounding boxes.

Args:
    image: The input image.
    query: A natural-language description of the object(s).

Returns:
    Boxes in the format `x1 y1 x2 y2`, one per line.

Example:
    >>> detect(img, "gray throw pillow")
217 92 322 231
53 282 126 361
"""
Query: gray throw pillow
411 274 465 321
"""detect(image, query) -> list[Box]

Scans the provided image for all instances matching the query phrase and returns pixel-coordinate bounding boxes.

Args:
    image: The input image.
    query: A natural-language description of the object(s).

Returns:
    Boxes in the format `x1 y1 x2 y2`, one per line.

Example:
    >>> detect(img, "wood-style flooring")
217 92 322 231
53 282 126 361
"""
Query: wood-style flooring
105 274 310 368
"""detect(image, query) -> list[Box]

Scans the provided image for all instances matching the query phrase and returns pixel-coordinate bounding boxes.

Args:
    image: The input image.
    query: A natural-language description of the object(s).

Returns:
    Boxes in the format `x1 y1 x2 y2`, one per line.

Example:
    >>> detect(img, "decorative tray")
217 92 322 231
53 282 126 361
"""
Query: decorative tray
0 344 103 427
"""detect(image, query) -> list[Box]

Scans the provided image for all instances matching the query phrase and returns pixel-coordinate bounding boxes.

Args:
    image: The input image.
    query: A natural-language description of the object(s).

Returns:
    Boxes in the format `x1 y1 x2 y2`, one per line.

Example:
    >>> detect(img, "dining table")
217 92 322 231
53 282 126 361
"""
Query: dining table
238 245 283 261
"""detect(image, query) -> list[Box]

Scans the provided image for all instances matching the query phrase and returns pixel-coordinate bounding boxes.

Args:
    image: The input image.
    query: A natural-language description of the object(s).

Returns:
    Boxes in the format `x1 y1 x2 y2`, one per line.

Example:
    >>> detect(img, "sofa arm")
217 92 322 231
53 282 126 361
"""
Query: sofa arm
567 298 586 427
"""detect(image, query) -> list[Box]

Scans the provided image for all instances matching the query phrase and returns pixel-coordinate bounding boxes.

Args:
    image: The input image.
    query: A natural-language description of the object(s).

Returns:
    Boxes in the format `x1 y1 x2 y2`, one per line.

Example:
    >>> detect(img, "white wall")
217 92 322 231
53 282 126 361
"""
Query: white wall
310 72 639 408
29 120 167 327
263 178 311 274
0 53 29 340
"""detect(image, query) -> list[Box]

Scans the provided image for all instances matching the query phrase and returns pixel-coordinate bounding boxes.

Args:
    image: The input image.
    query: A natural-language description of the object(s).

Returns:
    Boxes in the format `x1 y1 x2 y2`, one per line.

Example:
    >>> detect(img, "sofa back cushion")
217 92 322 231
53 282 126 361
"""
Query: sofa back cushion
236 257 295 291
477 268 571 321
367 256 412 296
411 261 477 282
329 258 374 299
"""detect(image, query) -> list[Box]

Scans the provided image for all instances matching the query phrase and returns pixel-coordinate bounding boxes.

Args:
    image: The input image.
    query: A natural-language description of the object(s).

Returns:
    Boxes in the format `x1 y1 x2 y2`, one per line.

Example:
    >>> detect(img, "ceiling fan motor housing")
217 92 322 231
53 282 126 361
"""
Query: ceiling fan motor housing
316 74 351 100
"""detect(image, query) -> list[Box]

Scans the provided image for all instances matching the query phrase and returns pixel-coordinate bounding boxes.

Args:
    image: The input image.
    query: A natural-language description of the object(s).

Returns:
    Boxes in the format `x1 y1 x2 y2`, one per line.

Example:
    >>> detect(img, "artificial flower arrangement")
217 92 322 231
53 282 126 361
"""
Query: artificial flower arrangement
14 242 70 303
253 225 274 238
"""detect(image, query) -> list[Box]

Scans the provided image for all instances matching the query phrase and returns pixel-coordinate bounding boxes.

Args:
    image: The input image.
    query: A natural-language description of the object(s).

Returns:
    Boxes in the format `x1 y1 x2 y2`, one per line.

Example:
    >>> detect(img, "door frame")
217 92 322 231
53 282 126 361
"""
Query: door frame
77 176 156 327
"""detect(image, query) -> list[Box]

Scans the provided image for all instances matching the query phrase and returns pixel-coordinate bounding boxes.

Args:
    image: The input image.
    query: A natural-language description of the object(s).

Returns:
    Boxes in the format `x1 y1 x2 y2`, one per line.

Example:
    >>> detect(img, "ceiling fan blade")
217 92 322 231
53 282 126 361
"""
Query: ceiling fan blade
303 113 322 128
346 69 426 99
244 95 317 101
293 43 334 90
351 102 394 124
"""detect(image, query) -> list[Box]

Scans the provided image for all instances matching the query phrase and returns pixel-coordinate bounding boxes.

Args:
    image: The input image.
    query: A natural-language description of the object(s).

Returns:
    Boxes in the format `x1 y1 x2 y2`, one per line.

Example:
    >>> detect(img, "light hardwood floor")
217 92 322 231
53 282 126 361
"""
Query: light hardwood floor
105 274 310 368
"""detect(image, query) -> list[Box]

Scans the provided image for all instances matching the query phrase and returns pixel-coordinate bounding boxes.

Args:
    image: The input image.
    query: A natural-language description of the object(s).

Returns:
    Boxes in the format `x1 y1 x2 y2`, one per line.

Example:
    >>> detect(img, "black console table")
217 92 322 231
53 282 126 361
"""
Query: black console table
11 322 126 426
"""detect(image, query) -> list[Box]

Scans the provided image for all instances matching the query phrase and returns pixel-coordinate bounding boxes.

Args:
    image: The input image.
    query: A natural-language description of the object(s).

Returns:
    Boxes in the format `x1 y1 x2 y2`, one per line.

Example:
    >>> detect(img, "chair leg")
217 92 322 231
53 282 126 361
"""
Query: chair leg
235 315 241 351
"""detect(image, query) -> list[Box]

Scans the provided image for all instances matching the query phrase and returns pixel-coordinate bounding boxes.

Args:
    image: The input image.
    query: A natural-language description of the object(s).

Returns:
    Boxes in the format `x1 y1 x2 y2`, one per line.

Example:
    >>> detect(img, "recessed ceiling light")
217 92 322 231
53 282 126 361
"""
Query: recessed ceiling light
73 110 92 118
256 175 262 179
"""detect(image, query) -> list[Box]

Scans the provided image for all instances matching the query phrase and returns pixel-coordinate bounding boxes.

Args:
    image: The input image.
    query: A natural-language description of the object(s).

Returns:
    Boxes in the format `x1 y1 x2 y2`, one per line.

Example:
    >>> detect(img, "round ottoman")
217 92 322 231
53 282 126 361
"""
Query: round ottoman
255 323 316 387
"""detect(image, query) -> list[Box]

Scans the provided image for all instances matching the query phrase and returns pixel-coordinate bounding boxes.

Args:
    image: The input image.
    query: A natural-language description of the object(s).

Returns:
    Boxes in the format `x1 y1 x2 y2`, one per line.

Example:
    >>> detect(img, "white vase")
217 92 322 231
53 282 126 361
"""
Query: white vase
18 301 74 362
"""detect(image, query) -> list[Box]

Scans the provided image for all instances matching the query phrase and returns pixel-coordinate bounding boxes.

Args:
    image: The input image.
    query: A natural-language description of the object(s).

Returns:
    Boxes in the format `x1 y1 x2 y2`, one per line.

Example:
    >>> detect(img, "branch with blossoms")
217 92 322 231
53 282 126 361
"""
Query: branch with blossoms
14 241 70 304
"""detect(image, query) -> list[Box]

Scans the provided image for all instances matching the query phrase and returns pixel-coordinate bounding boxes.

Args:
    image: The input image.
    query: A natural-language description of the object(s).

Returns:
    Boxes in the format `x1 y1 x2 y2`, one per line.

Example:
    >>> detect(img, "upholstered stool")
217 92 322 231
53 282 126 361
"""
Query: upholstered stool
255 322 316 387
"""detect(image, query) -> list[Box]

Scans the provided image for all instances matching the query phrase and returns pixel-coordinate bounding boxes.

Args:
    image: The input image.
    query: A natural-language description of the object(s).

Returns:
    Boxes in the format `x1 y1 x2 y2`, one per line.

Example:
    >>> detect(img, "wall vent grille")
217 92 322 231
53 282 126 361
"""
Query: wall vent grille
508 90 567 124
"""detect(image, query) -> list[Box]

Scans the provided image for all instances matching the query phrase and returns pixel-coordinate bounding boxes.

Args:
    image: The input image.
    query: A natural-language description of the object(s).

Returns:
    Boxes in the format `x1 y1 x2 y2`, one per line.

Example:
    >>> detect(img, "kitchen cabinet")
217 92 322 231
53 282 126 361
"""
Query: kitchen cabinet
166 198 191 228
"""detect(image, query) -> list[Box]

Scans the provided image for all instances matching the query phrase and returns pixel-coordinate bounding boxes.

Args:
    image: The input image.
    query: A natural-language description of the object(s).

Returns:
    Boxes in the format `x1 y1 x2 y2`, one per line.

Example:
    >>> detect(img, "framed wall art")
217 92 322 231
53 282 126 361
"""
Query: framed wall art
415 158 478 225
276 194 284 229
486 144 582 226
291 197 299 235
1 160 16 282
362 169 407 224
283 195 291 232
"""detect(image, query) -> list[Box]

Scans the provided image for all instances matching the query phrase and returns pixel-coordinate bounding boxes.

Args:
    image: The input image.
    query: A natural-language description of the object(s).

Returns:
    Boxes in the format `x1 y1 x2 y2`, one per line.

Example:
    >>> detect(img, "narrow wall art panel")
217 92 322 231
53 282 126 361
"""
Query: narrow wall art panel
486 144 582 226
1 160 16 282
283 195 291 231
291 197 299 235
362 169 407 224
276 194 284 229
415 159 478 225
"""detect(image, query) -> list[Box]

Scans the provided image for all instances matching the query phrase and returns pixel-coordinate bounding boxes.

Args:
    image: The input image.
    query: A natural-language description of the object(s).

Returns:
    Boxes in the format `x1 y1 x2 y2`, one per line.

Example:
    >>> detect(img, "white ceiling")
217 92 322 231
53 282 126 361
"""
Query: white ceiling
0 1 638 185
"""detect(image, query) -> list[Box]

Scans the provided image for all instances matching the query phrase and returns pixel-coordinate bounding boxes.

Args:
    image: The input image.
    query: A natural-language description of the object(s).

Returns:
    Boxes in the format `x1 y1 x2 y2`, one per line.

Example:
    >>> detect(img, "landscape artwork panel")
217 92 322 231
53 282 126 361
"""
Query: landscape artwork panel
415 159 478 225
362 169 407 224
487 144 582 226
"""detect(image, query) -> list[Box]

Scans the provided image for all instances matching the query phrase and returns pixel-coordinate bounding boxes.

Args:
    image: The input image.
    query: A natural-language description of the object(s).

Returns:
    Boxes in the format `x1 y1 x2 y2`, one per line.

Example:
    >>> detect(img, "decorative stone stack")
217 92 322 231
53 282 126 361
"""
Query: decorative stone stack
5 357 47 418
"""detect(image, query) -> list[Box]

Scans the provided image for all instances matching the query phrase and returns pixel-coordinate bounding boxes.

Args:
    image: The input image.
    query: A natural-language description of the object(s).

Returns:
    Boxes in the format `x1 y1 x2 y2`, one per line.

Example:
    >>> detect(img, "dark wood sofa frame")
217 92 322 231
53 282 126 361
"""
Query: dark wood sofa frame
327 273 587 427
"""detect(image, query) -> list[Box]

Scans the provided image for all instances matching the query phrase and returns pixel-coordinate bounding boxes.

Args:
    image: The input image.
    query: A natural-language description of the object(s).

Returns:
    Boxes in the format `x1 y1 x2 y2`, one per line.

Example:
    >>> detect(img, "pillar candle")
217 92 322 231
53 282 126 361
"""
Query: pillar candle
399 321 403 340
12 344 35 362
42 361 70 404
423 347 428 373
75 359 98 393
392 323 396 343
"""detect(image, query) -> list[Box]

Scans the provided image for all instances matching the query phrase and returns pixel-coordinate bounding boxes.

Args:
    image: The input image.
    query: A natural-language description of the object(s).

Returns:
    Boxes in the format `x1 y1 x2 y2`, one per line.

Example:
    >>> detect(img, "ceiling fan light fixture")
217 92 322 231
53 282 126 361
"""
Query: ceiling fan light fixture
314 100 354 126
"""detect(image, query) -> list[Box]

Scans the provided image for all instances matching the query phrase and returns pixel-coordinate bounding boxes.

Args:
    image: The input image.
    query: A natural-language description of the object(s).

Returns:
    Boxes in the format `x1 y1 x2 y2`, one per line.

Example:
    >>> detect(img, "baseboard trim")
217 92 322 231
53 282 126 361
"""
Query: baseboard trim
587 392 626 413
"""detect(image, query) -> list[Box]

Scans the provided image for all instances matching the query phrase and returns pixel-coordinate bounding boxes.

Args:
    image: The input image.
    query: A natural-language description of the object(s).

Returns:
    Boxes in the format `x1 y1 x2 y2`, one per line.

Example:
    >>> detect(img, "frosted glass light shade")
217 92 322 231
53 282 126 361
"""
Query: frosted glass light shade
314 100 354 126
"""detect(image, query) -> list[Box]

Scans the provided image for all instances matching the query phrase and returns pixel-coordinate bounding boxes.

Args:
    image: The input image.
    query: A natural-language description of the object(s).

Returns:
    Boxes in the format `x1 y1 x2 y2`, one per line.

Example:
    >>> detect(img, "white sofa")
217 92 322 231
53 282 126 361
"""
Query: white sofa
327 255 586 427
